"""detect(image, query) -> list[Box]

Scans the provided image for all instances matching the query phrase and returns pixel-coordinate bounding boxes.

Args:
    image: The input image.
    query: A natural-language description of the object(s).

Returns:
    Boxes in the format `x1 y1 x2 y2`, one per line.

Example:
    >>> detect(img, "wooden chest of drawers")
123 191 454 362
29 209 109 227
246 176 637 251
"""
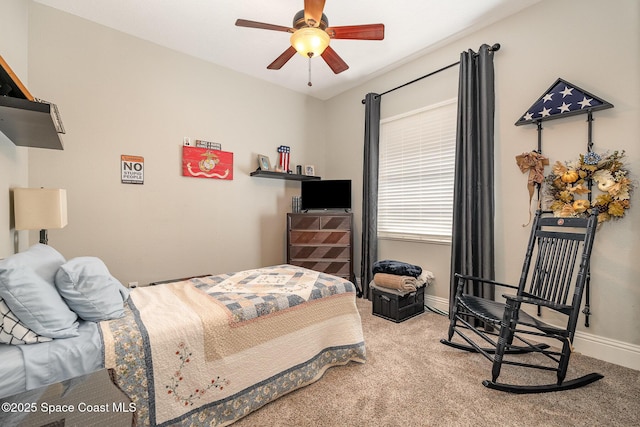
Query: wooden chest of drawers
287 212 354 282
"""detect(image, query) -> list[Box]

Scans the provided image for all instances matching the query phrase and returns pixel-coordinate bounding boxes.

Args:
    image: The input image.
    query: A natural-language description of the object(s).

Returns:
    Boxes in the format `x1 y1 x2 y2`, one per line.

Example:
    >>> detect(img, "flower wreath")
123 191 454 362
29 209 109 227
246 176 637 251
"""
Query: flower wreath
544 150 634 223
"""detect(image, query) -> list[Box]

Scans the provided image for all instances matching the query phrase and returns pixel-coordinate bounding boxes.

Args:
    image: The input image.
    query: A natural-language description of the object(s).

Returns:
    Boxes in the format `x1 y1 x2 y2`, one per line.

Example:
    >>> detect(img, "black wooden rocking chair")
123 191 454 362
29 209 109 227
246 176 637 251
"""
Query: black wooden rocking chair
441 209 603 393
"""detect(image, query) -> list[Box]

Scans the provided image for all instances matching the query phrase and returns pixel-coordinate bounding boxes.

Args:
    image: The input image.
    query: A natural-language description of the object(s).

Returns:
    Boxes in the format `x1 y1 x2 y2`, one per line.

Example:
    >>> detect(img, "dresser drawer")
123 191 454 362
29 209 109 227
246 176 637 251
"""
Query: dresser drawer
289 245 351 260
290 215 320 230
289 214 352 231
290 230 350 245
320 215 351 230
289 260 351 278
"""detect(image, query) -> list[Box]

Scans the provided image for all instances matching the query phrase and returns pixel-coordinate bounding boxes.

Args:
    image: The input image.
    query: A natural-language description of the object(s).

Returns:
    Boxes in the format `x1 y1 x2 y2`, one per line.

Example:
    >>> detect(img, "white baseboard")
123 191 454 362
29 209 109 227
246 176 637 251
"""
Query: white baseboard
425 294 449 313
574 330 640 371
425 294 640 371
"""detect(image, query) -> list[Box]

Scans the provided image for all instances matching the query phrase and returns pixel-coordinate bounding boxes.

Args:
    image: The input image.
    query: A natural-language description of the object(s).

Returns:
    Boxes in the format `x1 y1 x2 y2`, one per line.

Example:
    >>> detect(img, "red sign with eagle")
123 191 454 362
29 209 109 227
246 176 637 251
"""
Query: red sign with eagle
182 146 233 180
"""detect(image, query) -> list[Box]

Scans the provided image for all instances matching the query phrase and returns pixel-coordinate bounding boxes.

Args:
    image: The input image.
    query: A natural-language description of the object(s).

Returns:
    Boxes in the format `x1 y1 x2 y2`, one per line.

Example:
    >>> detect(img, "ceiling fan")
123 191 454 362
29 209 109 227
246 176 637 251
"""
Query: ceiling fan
235 0 384 78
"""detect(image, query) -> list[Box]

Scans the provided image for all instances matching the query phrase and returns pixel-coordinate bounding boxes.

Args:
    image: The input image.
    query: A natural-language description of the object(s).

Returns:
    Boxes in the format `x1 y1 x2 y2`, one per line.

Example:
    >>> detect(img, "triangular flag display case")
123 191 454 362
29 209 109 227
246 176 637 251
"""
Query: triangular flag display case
515 78 614 327
515 77 613 126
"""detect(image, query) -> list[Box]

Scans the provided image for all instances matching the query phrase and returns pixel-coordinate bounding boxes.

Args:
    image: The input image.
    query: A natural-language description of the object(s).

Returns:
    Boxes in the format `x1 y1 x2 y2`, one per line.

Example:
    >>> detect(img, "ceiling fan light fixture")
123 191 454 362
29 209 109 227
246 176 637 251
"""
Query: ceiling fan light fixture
290 27 330 58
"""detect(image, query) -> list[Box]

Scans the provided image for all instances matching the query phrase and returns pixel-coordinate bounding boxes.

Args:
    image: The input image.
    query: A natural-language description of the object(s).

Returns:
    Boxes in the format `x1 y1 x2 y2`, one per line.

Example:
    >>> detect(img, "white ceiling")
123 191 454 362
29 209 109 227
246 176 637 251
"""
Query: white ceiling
33 0 541 100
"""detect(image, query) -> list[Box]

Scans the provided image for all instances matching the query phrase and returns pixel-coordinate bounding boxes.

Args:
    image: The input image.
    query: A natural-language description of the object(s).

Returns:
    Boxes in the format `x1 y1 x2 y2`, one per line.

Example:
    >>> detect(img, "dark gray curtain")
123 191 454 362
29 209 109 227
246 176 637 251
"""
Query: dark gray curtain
449 44 496 314
361 92 381 299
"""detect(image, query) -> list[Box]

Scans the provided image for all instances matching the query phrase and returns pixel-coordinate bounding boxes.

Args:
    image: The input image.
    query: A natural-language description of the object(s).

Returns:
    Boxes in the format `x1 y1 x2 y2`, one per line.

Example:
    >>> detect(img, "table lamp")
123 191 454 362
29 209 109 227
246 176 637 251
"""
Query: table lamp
14 188 68 245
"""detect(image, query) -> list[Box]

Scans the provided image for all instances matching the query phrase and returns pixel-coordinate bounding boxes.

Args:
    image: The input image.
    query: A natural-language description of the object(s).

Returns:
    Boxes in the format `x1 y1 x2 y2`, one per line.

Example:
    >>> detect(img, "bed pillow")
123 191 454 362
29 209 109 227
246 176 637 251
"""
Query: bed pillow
0 244 79 338
1 243 66 283
55 257 130 321
0 296 53 345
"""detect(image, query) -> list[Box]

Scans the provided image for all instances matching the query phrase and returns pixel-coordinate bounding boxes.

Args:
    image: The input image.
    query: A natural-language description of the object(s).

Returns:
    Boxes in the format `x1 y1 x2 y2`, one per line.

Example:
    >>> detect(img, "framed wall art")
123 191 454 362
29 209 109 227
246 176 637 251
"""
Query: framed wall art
182 146 233 180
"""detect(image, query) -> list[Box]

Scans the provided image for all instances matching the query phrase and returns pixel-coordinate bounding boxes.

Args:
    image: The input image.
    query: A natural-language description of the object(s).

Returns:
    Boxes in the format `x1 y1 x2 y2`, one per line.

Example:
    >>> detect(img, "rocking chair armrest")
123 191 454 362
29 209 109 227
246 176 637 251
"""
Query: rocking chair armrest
454 273 519 290
502 294 572 312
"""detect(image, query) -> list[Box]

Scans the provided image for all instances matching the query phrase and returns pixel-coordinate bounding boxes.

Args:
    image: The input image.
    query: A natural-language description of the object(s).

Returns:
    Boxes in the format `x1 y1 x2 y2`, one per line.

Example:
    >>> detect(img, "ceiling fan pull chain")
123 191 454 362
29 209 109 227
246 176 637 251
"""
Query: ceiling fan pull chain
307 54 313 86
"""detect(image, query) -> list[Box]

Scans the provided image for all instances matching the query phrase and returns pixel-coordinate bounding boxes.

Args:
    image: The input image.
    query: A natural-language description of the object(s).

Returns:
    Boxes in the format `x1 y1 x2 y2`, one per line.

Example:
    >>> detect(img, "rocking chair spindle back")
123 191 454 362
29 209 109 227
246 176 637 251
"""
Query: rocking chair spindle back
441 209 601 393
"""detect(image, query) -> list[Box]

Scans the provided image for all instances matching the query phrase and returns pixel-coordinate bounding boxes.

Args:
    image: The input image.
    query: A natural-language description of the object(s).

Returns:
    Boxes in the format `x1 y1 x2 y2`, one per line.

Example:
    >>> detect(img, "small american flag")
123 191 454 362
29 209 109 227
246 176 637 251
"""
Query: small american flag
515 78 613 126
278 145 290 172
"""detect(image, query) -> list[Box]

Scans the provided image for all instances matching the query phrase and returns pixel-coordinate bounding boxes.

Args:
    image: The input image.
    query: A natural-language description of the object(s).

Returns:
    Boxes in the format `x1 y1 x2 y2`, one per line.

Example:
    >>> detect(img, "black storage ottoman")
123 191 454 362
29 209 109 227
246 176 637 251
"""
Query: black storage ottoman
372 286 425 322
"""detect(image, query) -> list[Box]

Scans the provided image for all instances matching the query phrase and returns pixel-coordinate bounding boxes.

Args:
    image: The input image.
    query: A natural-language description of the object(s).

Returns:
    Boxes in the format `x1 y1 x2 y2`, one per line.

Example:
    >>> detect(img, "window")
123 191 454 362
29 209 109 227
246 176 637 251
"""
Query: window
378 99 456 243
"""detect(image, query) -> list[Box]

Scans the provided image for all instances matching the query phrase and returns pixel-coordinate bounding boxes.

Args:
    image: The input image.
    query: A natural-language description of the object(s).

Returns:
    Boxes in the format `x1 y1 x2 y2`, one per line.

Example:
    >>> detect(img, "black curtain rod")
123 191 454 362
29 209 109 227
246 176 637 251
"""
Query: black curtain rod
361 43 500 104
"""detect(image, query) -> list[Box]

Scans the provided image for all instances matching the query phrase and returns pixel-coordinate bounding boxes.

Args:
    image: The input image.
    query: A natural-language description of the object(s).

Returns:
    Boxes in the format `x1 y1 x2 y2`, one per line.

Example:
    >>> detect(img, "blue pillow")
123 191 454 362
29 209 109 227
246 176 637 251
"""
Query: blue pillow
0 244 79 338
2 244 65 283
55 257 129 321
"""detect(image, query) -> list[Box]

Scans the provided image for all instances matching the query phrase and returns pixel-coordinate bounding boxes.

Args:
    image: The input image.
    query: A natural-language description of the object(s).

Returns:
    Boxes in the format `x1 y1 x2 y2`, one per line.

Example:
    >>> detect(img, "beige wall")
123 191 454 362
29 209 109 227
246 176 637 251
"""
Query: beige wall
25 2 327 284
325 0 639 364
0 0 30 257
2 0 638 367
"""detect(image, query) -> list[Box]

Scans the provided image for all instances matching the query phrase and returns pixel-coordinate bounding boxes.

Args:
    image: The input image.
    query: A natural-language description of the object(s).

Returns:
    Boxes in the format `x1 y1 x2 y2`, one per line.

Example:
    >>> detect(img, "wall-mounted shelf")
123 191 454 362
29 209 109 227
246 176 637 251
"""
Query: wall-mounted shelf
0 96 64 150
250 169 321 181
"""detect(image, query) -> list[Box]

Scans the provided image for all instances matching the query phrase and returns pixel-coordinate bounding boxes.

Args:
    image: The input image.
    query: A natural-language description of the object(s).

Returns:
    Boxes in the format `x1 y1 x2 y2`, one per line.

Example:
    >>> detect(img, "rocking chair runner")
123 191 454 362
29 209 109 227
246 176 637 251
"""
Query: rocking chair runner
441 209 602 393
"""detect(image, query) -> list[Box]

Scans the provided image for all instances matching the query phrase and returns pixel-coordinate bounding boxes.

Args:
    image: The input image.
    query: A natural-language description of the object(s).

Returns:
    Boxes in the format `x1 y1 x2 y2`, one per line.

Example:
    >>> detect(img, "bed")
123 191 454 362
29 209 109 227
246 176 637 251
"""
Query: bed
0 244 366 426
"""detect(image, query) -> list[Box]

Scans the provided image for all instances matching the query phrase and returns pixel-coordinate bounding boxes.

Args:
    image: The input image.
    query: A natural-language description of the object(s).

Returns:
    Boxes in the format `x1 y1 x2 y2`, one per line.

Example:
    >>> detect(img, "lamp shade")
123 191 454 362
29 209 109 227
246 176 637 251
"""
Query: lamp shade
14 188 68 230
290 27 330 58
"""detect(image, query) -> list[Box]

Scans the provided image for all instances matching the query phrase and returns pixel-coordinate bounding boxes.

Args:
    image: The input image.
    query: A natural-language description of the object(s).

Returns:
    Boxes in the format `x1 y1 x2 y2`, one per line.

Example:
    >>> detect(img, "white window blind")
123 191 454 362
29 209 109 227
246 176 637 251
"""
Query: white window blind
378 99 456 243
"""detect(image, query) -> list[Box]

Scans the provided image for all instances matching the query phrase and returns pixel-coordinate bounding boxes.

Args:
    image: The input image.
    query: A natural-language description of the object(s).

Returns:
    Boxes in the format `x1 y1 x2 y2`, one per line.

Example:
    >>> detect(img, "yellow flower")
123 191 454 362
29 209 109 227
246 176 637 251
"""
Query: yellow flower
573 199 590 213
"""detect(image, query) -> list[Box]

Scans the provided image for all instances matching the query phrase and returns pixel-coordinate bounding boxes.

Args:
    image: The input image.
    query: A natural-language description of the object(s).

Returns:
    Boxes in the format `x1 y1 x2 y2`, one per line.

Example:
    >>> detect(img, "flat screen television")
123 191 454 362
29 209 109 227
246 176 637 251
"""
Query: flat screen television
301 179 352 211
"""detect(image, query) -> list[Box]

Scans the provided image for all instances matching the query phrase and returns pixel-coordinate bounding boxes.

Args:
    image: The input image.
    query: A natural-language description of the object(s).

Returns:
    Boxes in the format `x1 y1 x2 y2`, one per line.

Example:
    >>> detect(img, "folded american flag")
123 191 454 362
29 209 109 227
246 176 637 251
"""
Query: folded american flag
515 78 613 126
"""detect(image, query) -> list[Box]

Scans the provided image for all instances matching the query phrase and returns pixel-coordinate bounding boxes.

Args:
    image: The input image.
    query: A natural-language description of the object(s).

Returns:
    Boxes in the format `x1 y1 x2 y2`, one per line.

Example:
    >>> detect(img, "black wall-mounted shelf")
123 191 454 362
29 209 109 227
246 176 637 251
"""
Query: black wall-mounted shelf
0 96 64 150
250 169 321 181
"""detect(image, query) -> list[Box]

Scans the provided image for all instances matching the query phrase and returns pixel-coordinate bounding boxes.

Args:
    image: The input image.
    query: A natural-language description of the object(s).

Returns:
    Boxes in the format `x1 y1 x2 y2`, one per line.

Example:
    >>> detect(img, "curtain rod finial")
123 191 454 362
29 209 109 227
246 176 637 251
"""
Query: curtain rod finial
491 43 501 52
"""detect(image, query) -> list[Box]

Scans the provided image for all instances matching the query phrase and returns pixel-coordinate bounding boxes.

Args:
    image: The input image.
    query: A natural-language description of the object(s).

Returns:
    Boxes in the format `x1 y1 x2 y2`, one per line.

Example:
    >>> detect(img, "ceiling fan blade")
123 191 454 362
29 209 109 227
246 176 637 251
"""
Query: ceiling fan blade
304 0 326 27
235 19 292 33
321 46 349 74
267 46 297 70
326 24 385 40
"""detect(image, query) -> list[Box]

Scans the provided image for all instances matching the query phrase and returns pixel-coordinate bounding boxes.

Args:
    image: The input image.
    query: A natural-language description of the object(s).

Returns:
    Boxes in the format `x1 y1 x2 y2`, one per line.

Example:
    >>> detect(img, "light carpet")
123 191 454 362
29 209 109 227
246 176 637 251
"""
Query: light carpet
234 298 640 426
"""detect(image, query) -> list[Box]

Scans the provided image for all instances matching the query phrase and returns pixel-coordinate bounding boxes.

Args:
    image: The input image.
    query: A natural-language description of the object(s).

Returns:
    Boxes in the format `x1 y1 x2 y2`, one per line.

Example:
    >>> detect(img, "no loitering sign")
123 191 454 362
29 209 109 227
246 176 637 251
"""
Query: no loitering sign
121 155 144 184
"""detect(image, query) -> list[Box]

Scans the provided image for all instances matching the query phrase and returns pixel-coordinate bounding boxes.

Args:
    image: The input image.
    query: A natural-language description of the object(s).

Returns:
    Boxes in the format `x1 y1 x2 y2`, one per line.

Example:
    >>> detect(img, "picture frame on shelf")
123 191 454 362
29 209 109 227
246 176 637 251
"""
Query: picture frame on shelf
305 165 315 176
258 154 271 171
